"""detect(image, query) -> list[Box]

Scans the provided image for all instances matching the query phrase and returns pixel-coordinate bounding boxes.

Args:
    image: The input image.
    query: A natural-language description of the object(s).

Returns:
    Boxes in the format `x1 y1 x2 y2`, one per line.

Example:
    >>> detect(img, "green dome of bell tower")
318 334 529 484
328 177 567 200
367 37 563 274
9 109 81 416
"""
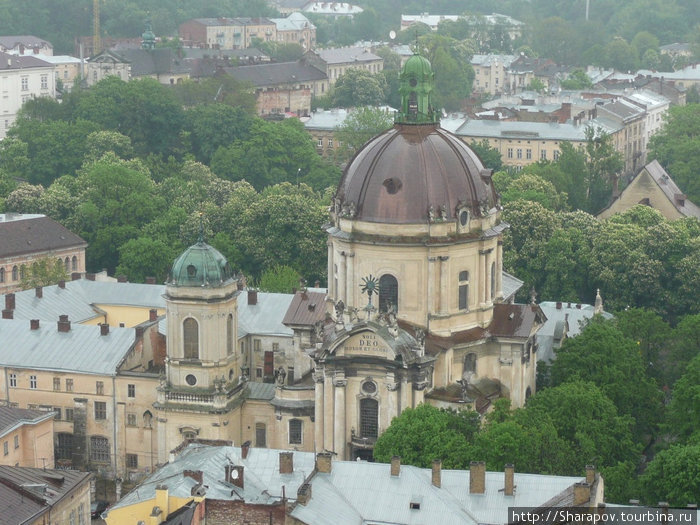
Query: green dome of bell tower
396 52 439 125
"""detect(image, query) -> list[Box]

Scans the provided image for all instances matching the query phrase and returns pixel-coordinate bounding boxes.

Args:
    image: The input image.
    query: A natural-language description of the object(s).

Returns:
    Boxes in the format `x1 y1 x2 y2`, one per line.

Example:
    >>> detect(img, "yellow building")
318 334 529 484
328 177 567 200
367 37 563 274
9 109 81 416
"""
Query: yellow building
0 406 55 468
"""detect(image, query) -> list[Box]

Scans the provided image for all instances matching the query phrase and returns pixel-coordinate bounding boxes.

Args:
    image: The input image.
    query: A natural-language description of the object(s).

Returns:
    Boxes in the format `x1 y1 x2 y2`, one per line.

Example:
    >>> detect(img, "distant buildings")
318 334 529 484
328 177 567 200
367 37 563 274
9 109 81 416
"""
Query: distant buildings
0 214 86 294
0 35 53 56
305 46 383 84
401 12 524 42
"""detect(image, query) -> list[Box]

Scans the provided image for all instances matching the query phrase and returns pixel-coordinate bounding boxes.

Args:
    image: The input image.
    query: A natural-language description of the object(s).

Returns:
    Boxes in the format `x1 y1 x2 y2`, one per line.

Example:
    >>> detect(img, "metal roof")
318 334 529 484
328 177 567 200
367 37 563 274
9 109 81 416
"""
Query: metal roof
238 291 295 338
455 119 592 141
226 60 327 87
0 318 135 376
0 214 86 258
290 461 583 525
501 271 524 302
106 444 317 517
316 46 380 64
11 280 165 323
0 406 55 439
247 382 276 401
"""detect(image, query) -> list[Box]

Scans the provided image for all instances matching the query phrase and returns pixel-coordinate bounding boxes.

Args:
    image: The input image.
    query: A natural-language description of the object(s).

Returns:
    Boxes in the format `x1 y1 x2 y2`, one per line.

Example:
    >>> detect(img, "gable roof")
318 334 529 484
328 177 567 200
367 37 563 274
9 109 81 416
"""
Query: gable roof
282 290 327 327
0 214 86 258
316 46 380 65
0 51 52 70
114 48 191 77
490 303 545 339
642 160 700 218
0 36 52 50
225 60 327 87
0 407 54 439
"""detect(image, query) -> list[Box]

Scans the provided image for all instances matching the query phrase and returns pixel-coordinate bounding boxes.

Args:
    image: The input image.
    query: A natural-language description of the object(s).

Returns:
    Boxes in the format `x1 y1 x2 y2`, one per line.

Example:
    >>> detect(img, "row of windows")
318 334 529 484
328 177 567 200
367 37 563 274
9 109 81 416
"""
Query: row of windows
0 256 77 284
15 375 136 397
2 436 19 455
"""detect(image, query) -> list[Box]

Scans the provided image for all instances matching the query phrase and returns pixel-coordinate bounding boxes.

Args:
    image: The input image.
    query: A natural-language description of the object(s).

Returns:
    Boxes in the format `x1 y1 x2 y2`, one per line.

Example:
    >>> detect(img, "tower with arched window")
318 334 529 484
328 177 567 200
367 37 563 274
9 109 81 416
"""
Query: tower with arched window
156 235 242 457
316 52 543 459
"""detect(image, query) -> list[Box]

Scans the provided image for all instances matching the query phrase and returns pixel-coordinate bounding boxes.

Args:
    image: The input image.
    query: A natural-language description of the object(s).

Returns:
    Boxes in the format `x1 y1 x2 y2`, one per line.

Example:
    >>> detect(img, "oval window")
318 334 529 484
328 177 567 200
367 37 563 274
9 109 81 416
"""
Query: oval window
361 380 377 395
459 210 469 226
185 374 197 386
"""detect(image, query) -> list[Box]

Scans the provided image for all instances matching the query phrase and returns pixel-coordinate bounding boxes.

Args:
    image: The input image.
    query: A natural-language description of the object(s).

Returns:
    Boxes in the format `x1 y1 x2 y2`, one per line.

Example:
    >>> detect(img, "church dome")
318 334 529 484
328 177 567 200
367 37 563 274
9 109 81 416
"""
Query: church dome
169 241 234 287
335 124 497 224
334 52 498 225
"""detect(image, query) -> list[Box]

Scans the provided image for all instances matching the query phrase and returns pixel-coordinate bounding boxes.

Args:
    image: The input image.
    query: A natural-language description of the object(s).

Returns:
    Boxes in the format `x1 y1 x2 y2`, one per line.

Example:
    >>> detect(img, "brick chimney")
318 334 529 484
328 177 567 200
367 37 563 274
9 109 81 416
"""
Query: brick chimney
145 276 156 284
279 452 293 474
431 459 442 488
183 470 203 484
30 319 40 330
100 323 109 336
248 289 258 305
117 275 127 283
227 465 244 489
5 293 15 310
585 465 595 485
149 309 158 322
390 456 401 477
58 280 65 289
35 286 42 298
86 273 95 281
573 482 590 505
71 272 81 281
241 440 250 459
470 461 485 494
316 452 332 473
504 464 515 496
297 483 312 505
2 309 13 319
57 315 71 332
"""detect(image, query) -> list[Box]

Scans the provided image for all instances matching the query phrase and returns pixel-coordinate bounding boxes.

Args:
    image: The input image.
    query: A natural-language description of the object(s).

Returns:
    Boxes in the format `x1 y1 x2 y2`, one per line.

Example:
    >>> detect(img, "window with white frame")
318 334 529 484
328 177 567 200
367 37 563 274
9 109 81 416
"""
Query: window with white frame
9 374 16 388
29 375 37 389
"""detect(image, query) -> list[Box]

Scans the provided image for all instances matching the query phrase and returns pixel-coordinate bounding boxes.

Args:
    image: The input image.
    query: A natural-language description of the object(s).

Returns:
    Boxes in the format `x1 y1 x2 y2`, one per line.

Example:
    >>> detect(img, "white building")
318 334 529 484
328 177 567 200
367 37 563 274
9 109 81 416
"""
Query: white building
0 51 55 140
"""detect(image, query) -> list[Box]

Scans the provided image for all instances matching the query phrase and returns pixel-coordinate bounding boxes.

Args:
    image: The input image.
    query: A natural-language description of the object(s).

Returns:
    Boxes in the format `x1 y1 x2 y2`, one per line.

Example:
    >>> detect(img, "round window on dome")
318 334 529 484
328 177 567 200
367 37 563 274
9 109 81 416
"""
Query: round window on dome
186 264 197 278
383 178 402 195
361 380 377 395
185 374 197 386
459 210 470 227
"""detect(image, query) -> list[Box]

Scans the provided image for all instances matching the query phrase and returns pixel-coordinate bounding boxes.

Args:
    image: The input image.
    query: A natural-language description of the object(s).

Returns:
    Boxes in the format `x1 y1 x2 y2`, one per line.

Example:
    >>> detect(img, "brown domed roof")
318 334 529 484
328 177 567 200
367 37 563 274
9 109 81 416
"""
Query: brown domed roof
335 123 498 224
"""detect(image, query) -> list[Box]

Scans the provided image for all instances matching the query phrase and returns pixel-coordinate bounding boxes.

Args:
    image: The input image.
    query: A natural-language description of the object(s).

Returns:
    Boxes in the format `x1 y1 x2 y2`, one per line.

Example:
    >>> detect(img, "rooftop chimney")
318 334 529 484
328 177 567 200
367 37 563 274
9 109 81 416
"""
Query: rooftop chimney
5 293 15 310
71 272 81 281
117 275 127 283
390 456 401 477
556 301 562 309
316 452 332 473
470 461 485 494
279 452 293 474
2 309 13 319
431 459 442 488
30 319 40 330
226 465 244 488
573 482 590 506
57 315 71 332
58 280 65 289
585 465 595 485
297 483 312 505
149 309 158 322
241 440 251 459
86 273 95 281
248 289 258 306
504 464 515 496
145 276 156 284
100 323 109 336
35 286 42 298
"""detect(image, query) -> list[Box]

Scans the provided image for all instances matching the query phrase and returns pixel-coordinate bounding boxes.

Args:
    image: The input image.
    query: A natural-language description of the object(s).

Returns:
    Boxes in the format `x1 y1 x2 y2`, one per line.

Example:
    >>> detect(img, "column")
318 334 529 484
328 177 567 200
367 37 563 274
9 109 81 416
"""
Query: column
479 250 487 307
333 376 347 459
485 251 491 304
314 370 325 452
427 257 437 317
327 241 334 298
323 375 334 452
438 256 449 314
496 241 504 299
385 373 399 434
345 252 355 308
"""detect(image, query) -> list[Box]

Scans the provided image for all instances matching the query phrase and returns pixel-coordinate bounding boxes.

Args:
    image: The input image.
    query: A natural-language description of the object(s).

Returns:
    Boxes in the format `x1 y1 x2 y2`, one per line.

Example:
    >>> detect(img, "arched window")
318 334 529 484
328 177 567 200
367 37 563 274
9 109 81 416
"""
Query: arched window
378 274 398 313
143 411 153 428
490 261 496 300
227 313 234 355
19 265 26 280
458 271 469 310
289 419 302 445
360 398 378 439
183 318 199 359
64 257 70 272
89 436 109 463
0 268 4 283
71 256 77 271
55 433 73 461
11 266 18 281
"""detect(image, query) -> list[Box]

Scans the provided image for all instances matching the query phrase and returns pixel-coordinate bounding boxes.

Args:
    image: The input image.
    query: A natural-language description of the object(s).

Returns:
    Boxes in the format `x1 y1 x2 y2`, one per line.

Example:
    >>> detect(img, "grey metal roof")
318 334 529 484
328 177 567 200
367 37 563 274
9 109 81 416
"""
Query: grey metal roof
455 119 591 141
0 465 91 510
304 108 349 130
537 301 613 363
0 36 52 50
0 318 135 376
0 50 52 70
0 406 54 439
105 444 317 518
271 13 315 31
112 48 191 76
290 461 583 525
239 291 295 338
642 160 700 218
0 214 86 258
247 382 276 401
316 46 380 65
11 280 165 323
226 60 327 87
501 271 524 301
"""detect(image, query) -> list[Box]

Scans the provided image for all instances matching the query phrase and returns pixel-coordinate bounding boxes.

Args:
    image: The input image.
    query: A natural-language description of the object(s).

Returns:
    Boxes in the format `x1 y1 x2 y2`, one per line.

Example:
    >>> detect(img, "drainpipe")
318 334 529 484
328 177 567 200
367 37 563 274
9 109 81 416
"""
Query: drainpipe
112 376 118 478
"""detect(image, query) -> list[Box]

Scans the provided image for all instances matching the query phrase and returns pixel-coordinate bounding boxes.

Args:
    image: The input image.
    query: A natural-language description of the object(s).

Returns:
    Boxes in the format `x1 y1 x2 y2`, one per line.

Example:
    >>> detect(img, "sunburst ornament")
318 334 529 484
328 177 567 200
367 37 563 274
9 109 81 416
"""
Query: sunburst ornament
360 275 380 299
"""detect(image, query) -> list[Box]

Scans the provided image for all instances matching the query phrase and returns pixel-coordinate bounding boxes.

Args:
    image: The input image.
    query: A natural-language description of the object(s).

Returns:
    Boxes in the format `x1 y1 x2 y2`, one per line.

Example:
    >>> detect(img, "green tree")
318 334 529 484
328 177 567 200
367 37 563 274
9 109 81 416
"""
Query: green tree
470 140 503 171
560 69 593 90
19 257 68 289
648 104 700 203
615 308 671 384
603 37 639 71
84 130 134 162
526 78 546 94
258 265 301 293
665 353 700 442
186 104 254 163
115 236 176 283
373 404 474 469
500 174 568 211
334 107 394 160
550 318 663 441
584 126 624 213
332 68 388 107
640 444 700 506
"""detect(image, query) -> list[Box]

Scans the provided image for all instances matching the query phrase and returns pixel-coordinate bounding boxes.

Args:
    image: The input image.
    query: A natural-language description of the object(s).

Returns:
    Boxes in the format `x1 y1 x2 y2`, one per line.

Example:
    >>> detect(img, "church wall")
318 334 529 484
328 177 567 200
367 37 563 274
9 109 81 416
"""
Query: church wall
84 305 165 328
240 400 277 448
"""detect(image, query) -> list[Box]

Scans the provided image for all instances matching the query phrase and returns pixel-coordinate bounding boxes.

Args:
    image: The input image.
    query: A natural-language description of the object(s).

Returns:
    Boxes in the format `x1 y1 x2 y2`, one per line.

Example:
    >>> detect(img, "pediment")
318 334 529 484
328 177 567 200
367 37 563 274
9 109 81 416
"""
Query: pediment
331 329 396 359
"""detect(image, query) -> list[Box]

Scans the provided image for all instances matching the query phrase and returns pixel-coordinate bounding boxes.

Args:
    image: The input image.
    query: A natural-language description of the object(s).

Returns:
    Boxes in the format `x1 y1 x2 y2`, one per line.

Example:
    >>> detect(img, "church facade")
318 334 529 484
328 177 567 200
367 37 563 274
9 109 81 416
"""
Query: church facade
155 53 542 463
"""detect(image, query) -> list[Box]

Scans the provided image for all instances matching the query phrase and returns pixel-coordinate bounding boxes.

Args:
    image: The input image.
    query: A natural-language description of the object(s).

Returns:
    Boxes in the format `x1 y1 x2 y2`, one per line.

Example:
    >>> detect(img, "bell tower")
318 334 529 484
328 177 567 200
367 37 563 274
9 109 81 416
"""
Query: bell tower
397 52 439 124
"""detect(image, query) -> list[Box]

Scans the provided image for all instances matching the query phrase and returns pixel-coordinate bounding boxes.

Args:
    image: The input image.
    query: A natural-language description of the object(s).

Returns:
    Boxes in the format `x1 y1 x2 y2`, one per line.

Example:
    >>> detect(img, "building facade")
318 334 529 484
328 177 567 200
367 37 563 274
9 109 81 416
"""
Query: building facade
0 407 55 468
